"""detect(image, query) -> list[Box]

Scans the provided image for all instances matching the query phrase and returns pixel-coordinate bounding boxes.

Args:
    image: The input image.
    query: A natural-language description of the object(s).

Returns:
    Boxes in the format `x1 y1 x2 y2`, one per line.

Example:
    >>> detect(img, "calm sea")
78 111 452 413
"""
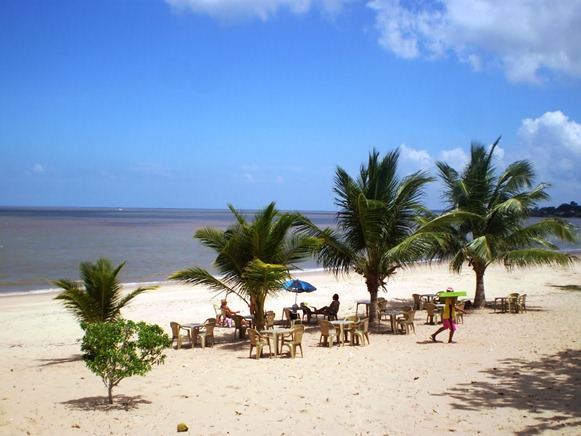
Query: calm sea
0 207 579 296
0 207 335 295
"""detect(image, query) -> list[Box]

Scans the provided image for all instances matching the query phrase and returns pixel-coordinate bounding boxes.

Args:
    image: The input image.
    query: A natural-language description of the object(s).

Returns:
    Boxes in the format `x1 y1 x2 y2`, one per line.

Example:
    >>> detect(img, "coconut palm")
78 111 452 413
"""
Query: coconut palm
297 149 434 322
53 257 156 324
432 138 579 307
169 202 318 330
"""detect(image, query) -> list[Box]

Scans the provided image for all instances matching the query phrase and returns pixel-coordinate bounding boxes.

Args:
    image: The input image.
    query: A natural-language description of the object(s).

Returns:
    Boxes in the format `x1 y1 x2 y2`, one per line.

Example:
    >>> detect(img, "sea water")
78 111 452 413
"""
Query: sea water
0 207 579 296
0 207 335 295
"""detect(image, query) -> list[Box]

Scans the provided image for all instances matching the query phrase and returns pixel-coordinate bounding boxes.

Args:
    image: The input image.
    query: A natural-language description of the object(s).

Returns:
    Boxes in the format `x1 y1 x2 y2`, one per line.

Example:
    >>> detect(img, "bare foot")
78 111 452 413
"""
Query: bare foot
430 335 438 342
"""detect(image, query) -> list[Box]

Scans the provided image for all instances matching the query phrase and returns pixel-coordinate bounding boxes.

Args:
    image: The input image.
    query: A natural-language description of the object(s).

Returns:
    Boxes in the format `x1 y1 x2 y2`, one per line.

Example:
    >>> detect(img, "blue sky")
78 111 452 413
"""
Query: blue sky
1 0 580 211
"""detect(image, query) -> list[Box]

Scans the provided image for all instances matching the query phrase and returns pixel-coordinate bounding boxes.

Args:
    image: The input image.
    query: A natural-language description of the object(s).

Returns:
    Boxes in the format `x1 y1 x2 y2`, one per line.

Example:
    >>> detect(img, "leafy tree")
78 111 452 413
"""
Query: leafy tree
298 149 433 322
169 202 318 330
81 319 171 404
53 257 156 324
431 138 579 307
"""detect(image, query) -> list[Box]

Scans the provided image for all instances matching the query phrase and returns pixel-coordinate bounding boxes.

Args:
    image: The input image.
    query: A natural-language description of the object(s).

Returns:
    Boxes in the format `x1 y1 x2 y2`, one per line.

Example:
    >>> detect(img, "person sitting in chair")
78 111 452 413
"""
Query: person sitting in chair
220 299 248 328
314 294 340 318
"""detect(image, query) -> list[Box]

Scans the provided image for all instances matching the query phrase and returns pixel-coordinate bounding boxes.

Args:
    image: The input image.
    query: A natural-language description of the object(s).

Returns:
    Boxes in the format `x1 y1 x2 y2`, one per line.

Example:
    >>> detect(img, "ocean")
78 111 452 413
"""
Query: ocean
1 207 579 296
0 207 335 295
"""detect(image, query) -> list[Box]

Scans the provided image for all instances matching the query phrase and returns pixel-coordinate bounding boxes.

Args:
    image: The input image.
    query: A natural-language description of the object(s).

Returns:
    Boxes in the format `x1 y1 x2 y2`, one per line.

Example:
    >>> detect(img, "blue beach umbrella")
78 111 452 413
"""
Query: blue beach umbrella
281 279 317 305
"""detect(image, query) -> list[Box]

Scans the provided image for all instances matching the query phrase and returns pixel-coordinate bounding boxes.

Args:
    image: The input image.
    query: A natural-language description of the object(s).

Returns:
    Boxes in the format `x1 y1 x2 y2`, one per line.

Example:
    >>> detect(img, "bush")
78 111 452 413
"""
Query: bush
80 319 171 404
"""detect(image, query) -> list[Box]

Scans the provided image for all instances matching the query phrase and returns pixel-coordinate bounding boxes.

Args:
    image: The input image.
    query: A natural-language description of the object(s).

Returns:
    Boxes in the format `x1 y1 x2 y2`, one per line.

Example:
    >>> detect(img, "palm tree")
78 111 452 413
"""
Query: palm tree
53 257 156 324
298 148 434 322
169 202 318 330
432 138 579 307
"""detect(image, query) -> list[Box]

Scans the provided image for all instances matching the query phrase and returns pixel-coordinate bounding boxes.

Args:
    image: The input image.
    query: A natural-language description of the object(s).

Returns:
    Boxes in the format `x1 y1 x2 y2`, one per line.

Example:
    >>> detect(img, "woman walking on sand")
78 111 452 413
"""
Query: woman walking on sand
430 289 467 343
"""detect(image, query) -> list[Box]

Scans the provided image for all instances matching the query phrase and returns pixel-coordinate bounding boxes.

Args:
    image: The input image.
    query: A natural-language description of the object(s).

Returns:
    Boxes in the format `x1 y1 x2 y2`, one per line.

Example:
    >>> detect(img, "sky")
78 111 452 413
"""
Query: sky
1 0 581 212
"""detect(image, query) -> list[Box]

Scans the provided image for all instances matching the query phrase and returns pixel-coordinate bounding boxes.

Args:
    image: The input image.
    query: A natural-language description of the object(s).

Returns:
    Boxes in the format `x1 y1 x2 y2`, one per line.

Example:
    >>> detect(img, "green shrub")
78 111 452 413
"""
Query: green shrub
80 319 171 404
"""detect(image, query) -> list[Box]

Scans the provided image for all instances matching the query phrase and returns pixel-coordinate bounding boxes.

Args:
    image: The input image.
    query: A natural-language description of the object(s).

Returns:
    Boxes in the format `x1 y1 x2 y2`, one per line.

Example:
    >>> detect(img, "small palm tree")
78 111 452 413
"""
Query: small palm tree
53 257 156 324
431 138 579 307
298 149 434 322
169 202 317 330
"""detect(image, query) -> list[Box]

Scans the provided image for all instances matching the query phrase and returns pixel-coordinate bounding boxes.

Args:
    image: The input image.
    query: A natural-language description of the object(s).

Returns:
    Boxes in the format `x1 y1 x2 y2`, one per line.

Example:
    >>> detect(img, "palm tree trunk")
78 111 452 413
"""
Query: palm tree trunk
254 297 266 331
473 268 487 308
366 274 380 323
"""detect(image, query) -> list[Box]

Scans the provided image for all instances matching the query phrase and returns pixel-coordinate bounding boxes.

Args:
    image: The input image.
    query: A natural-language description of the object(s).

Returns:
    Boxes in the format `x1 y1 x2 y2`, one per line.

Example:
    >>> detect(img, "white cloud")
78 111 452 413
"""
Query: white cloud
32 164 45 174
367 0 581 83
165 0 349 22
399 143 432 170
437 147 468 171
518 111 581 202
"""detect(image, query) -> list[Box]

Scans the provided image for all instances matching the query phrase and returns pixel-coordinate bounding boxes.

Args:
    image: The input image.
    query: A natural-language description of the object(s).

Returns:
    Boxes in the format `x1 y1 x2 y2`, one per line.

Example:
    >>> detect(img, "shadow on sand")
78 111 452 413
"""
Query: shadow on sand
433 348 581 434
62 394 151 411
38 354 83 367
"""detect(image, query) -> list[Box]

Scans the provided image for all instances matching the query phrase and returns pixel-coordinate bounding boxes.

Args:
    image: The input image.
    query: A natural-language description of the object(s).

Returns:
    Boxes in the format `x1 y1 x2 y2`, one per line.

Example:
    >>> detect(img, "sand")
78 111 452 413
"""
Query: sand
1 261 581 435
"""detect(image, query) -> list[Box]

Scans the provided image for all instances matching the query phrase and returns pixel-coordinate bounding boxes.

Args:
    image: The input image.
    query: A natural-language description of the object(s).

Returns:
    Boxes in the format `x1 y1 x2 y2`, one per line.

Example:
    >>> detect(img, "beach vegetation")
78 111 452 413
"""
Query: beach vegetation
420 138 579 307
53 257 156 324
296 148 434 322
169 202 318 330
80 318 171 404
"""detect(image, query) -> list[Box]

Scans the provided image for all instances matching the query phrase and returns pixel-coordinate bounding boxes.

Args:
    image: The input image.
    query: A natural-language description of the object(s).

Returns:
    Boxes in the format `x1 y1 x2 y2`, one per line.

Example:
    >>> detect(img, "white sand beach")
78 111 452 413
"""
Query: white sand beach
1 261 580 435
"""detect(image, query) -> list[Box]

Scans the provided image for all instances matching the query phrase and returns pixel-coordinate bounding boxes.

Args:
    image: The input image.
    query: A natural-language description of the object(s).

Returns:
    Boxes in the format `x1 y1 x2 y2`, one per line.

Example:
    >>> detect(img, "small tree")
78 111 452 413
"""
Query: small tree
81 319 171 404
53 257 156 324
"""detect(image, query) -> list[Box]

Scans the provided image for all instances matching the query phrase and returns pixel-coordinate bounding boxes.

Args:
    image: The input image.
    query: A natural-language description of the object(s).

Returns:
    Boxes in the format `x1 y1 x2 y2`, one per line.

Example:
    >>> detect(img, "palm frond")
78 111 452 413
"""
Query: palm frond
503 249 580 269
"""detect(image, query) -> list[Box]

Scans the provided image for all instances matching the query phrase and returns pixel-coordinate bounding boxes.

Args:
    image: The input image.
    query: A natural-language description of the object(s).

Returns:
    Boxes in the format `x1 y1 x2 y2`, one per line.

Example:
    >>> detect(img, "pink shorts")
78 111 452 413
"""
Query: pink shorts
442 318 456 331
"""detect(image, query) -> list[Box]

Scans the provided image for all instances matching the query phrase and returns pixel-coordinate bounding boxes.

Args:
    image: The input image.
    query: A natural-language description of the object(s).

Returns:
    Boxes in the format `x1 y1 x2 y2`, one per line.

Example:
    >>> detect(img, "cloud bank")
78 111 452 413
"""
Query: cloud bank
397 111 581 206
367 0 581 83
518 111 581 201
166 1 581 83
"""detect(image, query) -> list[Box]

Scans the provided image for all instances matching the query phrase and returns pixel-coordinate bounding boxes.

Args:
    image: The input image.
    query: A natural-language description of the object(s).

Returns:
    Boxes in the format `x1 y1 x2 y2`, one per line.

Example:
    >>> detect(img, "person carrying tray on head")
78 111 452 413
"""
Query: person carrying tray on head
430 287 467 343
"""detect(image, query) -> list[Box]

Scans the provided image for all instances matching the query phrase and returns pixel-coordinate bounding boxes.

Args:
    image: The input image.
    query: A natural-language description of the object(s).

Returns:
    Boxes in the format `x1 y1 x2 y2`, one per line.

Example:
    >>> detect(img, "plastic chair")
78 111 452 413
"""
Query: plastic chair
343 315 360 344
196 319 216 349
265 311 276 329
325 301 340 321
517 294 527 313
397 310 416 334
283 308 301 328
454 302 466 324
169 322 191 349
318 320 338 348
377 299 388 314
248 329 272 359
213 304 223 326
233 314 247 339
424 303 441 325
412 293 423 310
508 293 520 313
300 302 314 323
352 318 370 346
280 325 305 358
396 306 412 322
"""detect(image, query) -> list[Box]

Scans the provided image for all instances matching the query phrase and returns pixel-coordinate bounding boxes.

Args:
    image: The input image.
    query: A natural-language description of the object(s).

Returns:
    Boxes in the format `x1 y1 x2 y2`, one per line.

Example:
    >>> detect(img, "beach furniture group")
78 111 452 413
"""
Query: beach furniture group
168 289 491 358
493 293 527 313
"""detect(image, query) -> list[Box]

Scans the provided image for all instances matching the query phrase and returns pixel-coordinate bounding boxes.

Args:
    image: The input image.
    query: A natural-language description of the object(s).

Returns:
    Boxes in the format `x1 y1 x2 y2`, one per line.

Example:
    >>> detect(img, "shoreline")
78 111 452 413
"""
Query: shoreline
3 251 580 299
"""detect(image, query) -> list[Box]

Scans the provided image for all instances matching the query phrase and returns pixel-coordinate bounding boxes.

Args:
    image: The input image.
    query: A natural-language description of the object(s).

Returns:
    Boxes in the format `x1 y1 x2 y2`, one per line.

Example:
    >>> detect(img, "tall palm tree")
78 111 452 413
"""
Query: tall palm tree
53 257 156 324
432 138 579 307
298 148 434 322
169 202 318 330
